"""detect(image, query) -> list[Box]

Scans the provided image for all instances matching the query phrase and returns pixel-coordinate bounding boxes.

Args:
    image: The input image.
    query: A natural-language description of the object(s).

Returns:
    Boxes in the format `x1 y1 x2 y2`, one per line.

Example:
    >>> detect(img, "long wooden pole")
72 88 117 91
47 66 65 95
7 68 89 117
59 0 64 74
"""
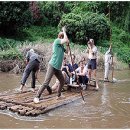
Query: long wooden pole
108 2 114 81
68 44 85 102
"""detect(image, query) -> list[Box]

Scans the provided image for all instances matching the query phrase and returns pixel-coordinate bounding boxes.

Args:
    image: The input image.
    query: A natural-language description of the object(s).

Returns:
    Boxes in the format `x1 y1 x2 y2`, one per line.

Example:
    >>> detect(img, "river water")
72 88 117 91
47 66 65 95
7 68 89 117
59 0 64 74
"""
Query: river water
0 70 130 129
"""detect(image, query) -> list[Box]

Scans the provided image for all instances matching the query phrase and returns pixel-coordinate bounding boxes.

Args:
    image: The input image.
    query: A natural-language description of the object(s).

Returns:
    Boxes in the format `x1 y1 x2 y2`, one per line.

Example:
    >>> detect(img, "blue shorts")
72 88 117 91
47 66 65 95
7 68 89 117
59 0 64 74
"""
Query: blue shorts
88 59 97 70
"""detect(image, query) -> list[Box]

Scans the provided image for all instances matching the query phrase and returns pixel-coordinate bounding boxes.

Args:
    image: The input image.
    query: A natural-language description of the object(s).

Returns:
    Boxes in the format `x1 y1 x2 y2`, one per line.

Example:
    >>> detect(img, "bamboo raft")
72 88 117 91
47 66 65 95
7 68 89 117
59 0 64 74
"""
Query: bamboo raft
0 82 96 117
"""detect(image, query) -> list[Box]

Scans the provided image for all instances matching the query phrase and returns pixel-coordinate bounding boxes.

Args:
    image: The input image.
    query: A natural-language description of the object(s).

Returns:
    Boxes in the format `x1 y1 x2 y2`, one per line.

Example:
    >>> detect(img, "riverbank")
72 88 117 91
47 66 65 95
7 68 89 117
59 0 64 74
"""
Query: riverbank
0 42 129 73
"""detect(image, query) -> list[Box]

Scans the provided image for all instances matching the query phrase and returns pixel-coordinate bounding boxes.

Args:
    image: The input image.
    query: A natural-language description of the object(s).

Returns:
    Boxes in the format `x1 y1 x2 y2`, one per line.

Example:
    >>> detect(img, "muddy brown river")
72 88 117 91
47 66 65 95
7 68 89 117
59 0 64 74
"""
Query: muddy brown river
0 70 130 128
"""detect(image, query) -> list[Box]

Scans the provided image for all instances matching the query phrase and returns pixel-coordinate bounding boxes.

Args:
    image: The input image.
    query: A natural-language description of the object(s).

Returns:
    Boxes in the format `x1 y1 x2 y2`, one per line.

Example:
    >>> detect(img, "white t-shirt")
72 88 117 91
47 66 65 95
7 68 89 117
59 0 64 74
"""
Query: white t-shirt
87 45 98 59
105 48 112 64
75 65 88 76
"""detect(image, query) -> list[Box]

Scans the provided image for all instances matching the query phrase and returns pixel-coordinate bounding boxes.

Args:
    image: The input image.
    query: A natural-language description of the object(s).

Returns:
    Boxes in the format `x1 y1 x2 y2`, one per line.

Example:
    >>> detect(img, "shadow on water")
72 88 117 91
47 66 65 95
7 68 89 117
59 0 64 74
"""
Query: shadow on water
0 70 130 128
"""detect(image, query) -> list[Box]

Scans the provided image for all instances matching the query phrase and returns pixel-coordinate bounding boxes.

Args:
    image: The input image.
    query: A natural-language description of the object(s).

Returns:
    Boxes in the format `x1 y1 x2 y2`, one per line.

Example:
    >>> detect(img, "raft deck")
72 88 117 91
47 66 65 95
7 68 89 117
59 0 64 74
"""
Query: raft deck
0 83 96 117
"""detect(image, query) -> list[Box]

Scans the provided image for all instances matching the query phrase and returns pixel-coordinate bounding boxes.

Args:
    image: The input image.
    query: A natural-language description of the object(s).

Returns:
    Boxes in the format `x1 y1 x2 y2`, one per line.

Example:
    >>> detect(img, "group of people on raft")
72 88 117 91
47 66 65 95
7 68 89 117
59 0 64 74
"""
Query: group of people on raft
18 26 113 104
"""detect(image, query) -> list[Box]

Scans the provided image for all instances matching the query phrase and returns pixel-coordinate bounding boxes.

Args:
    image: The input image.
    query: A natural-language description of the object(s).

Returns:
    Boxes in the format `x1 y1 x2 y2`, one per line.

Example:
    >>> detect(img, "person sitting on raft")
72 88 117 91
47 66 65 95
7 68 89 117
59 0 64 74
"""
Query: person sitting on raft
75 60 88 90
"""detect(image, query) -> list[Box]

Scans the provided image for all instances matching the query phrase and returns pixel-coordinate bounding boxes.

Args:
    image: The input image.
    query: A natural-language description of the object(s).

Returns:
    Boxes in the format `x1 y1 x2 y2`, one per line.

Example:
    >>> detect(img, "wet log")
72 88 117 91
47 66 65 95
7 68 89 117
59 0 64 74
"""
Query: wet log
0 102 7 110
0 83 97 117
18 107 34 116
25 109 43 116
9 105 23 112
0 105 7 110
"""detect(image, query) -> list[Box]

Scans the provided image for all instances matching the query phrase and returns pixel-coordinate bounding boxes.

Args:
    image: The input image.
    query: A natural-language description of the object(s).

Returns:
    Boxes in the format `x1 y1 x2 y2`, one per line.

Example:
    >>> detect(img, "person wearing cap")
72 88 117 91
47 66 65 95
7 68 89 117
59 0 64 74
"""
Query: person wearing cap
19 49 40 92
33 26 69 103
104 45 113 82
86 39 99 90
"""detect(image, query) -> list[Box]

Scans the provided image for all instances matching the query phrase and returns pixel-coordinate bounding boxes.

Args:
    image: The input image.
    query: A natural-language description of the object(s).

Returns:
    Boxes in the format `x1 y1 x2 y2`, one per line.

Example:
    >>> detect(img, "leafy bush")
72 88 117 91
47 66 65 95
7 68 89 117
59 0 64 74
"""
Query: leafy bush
115 46 130 64
0 2 32 34
118 31 130 44
58 12 110 44
58 13 85 44
23 26 58 41
39 1 75 26
83 12 110 43
0 48 23 60
0 38 22 50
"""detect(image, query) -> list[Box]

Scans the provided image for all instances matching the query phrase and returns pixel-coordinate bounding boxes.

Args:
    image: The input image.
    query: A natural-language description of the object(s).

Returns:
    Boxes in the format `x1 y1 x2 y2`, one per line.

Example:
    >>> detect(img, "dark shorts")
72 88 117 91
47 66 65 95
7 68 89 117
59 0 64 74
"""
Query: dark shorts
88 59 97 70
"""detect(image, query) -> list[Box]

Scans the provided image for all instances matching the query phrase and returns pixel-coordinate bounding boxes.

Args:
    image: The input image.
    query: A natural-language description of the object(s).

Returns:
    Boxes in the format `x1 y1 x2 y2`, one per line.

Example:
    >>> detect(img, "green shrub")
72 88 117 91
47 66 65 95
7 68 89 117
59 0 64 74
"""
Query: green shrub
83 12 110 43
0 48 23 60
58 12 110 44
0 38 22 50
58 13 85 44
23 26 58 41
115 46 130 63
39 1 75 26
0 2 32 34
118 31 130 44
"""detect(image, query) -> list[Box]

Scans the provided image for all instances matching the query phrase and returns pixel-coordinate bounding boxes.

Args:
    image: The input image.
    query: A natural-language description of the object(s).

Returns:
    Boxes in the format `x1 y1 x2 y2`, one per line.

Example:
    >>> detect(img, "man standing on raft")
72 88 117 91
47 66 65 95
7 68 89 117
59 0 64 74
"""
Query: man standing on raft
34 26 69 103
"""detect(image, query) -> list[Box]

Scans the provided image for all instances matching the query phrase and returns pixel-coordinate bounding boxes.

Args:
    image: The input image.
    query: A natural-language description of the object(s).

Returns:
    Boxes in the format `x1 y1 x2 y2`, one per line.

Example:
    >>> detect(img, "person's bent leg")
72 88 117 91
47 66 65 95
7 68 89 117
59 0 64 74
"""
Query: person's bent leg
20 65 31 91
31 71 36 89
104 63 109 81
88 69 91 83
93 69 99 90
78 75 83 84
52 79 60 91
55 70 65 97
87 60 92 83
36 64 54 98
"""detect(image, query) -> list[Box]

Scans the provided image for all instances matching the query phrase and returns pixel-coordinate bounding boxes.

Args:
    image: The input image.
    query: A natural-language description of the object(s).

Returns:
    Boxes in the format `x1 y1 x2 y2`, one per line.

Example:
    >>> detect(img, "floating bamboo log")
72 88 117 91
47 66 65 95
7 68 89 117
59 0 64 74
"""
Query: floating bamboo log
0 82 96 117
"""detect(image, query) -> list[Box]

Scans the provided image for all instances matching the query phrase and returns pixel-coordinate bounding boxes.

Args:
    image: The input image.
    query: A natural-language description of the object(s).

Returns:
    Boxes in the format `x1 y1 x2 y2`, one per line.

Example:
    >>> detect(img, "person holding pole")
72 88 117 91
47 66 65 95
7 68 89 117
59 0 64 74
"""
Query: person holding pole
19 49 40 92
104 44 113 82
86 39 99 90
33 26 69 103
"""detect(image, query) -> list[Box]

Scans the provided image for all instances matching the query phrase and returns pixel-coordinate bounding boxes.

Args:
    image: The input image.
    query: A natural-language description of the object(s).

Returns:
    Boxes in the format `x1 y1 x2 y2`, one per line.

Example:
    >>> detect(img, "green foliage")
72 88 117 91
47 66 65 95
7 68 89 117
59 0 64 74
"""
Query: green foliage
0 2 32 34
0 48 23 60
0 1 129 65
83 12 110 43
58 13 85 44
112 26 130 46
109 2 130 32
39 1 75 26
59 12 110 44
72 2 108 15
23 26 58 41
124 10 130 33
118 31 130 44
115 46 130 64
0 38 21 50
72 1 130 33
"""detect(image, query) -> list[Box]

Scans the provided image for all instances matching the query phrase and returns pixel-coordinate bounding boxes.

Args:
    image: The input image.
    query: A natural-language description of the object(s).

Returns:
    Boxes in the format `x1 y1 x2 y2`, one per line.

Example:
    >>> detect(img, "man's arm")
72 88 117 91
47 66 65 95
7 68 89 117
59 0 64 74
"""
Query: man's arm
25 51 30 64
66 66 72 77
60 26 69 44
105 44 112 55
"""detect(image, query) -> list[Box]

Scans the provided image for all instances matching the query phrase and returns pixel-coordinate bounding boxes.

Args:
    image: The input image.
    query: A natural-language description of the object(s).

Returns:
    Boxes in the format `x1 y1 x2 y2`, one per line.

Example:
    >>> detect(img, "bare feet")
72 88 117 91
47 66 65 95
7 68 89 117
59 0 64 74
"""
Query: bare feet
95 84 99 91
56 94 65 100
